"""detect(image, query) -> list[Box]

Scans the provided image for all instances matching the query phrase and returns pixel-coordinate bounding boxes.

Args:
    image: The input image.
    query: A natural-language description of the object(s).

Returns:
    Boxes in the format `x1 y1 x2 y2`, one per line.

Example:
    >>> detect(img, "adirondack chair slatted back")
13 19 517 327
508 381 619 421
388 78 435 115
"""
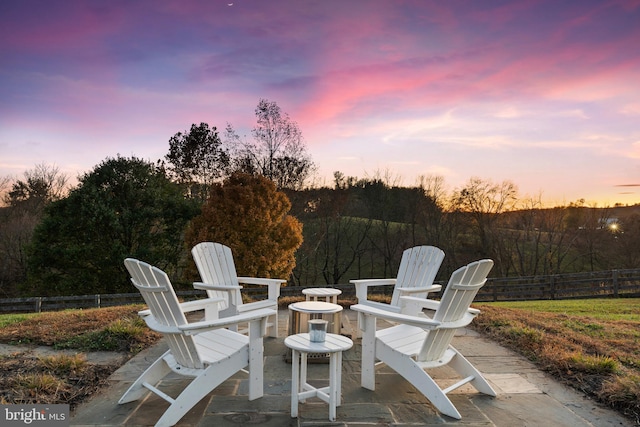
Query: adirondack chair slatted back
418 259 494 362
390 246 445 307
192 242 241 312
124 258 204 369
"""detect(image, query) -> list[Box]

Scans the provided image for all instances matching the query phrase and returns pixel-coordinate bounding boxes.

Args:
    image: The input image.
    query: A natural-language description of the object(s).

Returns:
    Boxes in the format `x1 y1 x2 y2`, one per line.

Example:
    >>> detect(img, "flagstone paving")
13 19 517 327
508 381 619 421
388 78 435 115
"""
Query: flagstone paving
70 309 632 426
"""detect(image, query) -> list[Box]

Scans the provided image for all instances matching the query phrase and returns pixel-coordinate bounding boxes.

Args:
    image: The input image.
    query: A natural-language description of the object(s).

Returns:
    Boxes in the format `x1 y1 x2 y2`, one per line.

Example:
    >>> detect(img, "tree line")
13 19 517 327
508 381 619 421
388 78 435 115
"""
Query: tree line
287 176 640 287
2 100 639 297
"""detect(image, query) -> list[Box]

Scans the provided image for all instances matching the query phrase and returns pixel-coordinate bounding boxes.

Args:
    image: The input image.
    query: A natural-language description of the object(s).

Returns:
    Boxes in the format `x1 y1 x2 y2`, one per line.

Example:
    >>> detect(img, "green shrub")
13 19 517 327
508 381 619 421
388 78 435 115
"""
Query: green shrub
568 353 618 375
55 317 148 353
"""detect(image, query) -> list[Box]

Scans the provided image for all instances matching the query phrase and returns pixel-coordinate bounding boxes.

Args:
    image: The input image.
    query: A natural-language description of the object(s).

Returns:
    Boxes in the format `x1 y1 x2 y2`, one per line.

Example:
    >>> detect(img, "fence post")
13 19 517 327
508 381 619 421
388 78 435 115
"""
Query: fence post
612 270 619 297
550 275 556 300
96 294 101 309
35 297 42 313
492 279 498 302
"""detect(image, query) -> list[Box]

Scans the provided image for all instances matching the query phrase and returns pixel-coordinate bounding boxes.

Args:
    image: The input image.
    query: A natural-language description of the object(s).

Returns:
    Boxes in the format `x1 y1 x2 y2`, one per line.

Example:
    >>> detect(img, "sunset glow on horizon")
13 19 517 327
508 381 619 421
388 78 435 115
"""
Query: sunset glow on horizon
1 0 639 207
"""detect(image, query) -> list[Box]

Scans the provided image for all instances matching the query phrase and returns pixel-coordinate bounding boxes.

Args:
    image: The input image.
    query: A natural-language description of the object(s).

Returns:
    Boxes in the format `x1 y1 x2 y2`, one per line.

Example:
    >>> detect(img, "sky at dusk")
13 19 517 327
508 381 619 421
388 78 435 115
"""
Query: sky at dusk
1 0 640 207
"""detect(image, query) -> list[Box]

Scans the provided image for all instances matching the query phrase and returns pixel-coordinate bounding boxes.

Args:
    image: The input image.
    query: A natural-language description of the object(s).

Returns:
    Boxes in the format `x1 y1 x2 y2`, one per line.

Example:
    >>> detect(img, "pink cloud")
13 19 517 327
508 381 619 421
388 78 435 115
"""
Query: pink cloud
2 0 639 206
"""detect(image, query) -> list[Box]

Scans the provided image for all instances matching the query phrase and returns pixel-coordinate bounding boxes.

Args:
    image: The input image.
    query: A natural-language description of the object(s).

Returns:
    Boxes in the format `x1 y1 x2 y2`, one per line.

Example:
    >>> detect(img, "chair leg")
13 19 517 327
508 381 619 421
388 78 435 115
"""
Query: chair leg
155 355 249 427
359 313 377 391
448 346 496 396
118 350 172 404
382 351 462 420
248 318 266 400
267 312 279 338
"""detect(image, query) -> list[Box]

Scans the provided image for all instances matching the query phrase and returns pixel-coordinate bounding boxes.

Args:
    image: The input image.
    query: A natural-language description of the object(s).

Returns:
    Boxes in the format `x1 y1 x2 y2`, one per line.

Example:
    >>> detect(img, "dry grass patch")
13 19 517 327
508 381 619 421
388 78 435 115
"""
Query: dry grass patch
471 300 640 423
0 305 160 350
0 352 117 410
39 353 88 374
0 305 162 410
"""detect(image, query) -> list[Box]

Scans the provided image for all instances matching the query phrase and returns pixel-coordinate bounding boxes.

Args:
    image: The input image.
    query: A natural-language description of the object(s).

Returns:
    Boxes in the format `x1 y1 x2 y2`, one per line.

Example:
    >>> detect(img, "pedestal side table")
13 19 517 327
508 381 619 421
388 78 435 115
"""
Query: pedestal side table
302 287 342 304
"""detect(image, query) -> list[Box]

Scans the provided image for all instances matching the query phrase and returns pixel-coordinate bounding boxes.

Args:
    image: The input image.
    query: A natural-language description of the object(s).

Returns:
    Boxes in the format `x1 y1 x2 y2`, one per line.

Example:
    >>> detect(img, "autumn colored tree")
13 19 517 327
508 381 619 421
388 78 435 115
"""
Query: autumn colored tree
185 172 303 280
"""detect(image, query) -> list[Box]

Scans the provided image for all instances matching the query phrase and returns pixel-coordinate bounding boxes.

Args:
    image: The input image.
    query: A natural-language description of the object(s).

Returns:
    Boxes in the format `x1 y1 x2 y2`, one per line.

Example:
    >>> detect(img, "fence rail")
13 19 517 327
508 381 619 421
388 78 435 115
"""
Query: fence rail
1 268 639 314
475 268 640 302
0 291 207 314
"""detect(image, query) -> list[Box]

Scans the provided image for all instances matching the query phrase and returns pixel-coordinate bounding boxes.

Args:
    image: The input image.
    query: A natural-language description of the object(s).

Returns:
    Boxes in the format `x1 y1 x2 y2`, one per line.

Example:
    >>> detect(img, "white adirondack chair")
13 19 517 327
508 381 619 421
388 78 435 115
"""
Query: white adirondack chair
351 245 445 313
351 259 496 420
121 258 275 427
191 242 285 337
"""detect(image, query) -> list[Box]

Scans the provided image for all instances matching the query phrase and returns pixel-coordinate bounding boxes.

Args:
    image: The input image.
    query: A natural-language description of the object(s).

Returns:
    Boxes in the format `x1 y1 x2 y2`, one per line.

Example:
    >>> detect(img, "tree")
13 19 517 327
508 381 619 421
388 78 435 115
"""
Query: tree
0 176 10 204
3 163 68 211
291 186 374 285
496 196 576 276
564 200 614 271
225 99 315 190
414 175 447 245
355 172 414 277
26 156 199 296
451 177 518 275
0 164 69 296
185 172 303 280
610 213 640 268
163 122 231 200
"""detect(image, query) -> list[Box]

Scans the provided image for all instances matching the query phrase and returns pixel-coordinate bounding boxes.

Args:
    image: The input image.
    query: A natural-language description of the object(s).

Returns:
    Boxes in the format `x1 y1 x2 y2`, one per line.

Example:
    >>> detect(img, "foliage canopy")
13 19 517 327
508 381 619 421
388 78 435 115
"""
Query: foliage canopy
26 156 199 295
164 122 230 200
185 172 303 279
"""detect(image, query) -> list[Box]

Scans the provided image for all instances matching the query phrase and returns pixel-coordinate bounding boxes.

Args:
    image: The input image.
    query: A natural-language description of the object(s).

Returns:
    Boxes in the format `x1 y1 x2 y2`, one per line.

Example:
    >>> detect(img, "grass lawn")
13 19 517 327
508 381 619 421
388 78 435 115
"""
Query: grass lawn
471 298 640 423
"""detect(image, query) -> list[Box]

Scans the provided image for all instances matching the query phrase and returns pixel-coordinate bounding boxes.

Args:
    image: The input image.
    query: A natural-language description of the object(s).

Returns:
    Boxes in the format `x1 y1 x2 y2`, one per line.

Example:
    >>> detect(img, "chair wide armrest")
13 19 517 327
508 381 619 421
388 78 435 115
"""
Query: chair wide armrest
179 308 277 335
193 282 243 292
437 311 479 330
141 315 182 334
237 277 284 300
399 296 480 316
179 297 225 314
350 278 396 303
237 277 286 285
397 284 442 295
350 278 396 286
399 296 441 312
351 303 440 330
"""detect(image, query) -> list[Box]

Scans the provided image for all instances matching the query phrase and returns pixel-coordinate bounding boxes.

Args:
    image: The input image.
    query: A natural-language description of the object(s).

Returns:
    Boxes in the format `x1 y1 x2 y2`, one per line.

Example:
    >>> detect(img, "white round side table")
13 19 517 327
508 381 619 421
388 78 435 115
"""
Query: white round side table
302 287 342 304
284 333 353 421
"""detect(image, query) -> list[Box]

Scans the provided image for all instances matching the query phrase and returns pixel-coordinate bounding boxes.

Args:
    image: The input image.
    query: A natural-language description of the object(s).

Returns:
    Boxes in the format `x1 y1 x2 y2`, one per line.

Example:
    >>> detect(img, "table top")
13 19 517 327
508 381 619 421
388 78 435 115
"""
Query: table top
284 333 353 353
302 288 342 296
288 301 343 313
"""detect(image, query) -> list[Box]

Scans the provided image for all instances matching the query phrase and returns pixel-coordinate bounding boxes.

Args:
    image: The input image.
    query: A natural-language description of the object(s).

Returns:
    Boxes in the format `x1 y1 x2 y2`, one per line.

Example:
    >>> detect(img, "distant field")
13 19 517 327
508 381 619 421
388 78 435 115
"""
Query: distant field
472 298 640 422
478 298 640 321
